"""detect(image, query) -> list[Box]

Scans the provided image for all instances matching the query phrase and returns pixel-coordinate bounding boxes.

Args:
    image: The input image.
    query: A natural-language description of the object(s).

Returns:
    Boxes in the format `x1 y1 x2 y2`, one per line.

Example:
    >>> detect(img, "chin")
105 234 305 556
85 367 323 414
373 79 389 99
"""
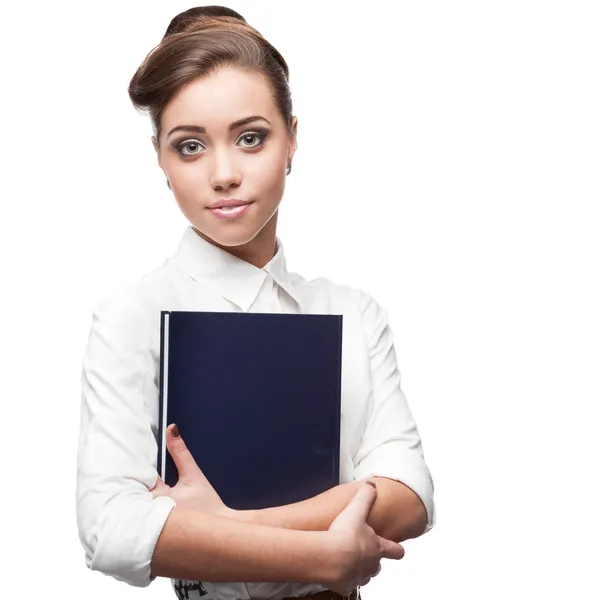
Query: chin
192 222 260 248
189 202 278 247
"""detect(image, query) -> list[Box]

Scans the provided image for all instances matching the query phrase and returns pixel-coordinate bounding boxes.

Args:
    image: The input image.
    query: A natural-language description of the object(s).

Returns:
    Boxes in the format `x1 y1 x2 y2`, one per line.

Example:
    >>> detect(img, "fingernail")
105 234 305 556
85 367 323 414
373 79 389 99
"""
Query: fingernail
366 480 377 489
171 424 179 438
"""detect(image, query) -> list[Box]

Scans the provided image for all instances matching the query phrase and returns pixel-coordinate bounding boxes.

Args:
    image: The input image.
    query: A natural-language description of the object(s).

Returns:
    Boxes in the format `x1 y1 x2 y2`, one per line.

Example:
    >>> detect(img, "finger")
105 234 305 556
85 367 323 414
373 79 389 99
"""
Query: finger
378 537 405 560
360 577 371 587
166 423 205 483
345 481 378 524
372 563 382 577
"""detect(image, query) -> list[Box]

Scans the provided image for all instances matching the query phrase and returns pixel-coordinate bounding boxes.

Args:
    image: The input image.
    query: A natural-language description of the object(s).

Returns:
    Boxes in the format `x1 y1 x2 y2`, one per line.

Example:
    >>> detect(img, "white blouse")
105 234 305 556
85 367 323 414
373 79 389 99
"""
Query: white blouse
76 225 436 599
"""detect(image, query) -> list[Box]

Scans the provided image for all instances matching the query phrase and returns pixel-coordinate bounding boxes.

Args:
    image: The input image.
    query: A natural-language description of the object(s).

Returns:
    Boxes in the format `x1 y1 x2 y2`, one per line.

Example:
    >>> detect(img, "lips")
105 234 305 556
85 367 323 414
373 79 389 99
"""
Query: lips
208 198 253 209
208 202 254 220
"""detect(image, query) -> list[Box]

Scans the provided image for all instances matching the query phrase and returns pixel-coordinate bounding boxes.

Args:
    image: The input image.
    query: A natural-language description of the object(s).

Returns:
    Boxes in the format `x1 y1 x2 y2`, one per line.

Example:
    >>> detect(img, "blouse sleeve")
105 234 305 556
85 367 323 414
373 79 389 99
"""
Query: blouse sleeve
352 290 436 534
76 290 176 587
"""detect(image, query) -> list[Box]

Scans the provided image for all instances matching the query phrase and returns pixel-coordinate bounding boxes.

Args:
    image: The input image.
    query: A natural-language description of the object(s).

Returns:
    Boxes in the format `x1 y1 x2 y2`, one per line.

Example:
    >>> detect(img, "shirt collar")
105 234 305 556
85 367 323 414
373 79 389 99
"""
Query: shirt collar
172 225 301 311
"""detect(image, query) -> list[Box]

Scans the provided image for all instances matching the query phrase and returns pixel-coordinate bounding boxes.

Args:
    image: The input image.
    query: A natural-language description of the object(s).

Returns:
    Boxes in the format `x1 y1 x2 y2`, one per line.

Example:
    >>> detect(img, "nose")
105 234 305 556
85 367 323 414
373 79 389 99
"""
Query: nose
209 149 241 191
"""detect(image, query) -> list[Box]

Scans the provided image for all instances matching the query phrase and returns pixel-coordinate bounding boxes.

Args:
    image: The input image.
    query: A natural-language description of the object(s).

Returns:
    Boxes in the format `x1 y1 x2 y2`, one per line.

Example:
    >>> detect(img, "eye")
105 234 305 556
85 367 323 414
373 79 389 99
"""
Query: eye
176 139 204 156
237 131 268 149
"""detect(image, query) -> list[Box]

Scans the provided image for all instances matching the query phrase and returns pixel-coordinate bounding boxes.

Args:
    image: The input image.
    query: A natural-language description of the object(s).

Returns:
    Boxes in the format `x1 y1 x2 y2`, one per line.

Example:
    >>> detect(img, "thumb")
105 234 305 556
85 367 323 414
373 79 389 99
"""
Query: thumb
379 537 406 560
343 481 378 524
166 423 203 482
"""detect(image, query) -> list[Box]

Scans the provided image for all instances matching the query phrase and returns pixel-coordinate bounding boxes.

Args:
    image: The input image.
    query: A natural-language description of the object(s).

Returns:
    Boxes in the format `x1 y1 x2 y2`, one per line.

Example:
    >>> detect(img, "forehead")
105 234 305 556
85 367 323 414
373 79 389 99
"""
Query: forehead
161 66 277 131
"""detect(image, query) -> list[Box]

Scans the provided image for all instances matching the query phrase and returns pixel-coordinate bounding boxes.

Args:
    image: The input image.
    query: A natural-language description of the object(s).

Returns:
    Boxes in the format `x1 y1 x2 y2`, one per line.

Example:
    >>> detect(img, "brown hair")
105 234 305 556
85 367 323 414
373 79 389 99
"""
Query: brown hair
128 5 293 145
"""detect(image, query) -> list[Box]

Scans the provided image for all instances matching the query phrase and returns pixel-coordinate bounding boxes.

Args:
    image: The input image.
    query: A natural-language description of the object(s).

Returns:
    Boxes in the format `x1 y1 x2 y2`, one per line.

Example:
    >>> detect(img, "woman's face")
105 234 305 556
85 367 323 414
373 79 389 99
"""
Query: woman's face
153 65 297 262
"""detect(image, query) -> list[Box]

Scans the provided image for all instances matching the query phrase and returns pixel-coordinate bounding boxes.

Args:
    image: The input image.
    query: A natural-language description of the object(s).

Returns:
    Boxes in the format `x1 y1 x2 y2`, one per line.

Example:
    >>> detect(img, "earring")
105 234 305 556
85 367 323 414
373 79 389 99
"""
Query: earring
166 179 171 190
286 162 292 176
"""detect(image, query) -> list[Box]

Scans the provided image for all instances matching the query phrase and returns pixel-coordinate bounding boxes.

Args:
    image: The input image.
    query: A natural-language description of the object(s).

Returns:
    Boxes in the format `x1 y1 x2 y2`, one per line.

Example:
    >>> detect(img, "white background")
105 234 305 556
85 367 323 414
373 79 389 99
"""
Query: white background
1 0 598 598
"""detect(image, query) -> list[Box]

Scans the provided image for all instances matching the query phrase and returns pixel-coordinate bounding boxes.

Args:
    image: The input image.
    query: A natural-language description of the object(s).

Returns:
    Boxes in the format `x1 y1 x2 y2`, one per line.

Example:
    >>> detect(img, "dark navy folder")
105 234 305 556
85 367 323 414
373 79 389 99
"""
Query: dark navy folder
157 310 343 510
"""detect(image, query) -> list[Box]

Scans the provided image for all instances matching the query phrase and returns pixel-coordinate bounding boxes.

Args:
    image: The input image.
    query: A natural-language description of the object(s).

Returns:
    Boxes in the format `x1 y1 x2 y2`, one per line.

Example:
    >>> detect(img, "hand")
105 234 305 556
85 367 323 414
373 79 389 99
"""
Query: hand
150 423 235 518
324 482 404 596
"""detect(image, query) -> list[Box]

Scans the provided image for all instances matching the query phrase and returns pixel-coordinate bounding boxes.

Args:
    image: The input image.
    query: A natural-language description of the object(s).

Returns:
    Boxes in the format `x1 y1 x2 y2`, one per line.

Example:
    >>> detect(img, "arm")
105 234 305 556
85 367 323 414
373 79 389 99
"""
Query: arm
230 480 364 531
150 506 339 582
76 291 176 587
230 477 425 543
351 290 436 540
366 476 428 541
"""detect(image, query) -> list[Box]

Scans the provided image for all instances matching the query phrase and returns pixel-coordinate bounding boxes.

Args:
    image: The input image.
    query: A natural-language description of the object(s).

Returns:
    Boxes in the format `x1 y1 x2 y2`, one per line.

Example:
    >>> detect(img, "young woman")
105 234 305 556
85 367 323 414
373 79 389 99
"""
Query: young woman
76 6 435 600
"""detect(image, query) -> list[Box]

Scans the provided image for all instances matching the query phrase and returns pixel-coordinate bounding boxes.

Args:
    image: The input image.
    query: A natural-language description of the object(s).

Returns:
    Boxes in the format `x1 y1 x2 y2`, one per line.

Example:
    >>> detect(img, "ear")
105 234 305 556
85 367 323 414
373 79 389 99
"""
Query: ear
151 135 163 168
288 116 298 165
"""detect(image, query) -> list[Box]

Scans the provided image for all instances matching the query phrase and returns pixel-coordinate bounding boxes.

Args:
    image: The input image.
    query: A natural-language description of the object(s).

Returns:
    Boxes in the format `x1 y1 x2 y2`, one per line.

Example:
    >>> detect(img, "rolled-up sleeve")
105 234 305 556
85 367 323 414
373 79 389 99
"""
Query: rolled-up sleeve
353 291 436 534
76 291 176 587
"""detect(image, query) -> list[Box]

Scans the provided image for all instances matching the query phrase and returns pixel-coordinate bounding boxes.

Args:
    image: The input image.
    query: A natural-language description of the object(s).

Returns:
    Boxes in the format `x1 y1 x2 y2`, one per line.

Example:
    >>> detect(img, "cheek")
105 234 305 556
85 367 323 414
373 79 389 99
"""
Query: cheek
168 165 211 207
254 168 285 206
253 150 286 190
169 162 203 187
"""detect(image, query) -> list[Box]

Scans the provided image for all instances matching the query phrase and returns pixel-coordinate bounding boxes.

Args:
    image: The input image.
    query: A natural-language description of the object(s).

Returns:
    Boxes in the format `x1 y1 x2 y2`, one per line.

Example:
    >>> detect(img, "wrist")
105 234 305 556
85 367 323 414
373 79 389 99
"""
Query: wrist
225 507 260 524
217 506 242 520
315 531 345 588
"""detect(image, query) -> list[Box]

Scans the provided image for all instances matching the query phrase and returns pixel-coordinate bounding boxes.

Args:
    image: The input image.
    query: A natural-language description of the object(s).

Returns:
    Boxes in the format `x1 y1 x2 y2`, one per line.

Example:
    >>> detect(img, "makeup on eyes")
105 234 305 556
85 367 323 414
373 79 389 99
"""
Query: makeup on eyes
171 128 270 156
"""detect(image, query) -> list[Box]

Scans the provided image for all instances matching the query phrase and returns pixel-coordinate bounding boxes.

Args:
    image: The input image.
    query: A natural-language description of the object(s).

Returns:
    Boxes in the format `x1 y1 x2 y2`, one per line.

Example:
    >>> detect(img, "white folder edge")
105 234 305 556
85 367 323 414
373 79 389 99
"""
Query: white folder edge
161 313 170 481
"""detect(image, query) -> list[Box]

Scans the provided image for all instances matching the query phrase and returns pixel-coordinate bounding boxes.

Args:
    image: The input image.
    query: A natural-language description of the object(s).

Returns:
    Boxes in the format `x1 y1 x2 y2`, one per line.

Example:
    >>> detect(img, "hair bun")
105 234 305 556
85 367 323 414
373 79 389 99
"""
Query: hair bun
163 5 247 38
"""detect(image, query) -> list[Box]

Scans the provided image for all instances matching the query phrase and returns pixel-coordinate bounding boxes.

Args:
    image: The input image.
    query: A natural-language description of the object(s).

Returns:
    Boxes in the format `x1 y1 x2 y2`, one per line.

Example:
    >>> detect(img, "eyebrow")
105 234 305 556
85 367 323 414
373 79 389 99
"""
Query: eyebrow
167 116 271 138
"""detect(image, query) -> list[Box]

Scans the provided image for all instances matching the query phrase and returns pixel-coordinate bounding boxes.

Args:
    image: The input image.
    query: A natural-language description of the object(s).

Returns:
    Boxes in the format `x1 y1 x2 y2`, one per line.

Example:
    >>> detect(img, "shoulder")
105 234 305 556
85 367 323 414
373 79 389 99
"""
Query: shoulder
290 271 389 330
89 260 176 343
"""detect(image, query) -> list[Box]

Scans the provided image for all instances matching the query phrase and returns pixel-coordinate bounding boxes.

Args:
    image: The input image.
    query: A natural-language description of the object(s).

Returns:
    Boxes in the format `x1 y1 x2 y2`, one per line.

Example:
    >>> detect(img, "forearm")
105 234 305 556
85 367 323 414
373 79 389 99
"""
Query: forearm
233 477 426 542
234 481 362 532
150 506 338 583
